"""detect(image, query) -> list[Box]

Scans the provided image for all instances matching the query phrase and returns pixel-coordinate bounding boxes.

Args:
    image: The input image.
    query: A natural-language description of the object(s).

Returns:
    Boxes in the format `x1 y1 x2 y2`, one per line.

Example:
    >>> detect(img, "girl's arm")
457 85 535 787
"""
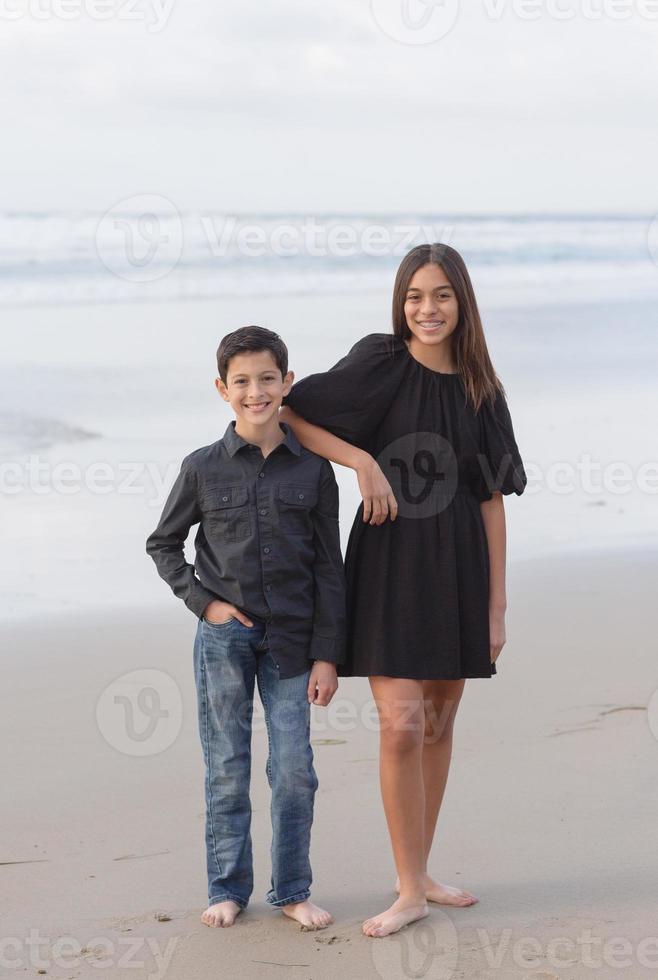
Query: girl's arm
279 405 398 525
479 491 507 663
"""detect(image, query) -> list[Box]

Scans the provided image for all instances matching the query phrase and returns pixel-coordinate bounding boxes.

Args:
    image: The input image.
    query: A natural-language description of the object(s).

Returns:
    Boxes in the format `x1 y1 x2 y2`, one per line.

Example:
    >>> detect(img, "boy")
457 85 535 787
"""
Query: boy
146 326 346 930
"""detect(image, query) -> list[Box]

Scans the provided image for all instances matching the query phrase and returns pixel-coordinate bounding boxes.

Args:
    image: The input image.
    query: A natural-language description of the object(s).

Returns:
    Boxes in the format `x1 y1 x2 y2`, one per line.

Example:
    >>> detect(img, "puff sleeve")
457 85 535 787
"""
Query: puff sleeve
282 333 408 451
475 387 527 502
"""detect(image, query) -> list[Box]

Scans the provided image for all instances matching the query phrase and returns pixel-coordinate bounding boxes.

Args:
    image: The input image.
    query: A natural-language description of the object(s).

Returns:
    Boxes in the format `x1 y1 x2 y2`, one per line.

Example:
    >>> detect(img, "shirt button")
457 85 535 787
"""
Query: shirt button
259 508 267 516
263 547 270 554
222 495 229 502
298 493 304 500
258 472 265 478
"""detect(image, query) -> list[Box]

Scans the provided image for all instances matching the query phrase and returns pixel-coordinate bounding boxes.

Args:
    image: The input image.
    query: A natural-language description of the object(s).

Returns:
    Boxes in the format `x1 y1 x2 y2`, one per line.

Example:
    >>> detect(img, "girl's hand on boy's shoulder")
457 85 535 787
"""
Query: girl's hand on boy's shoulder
307 661 338 707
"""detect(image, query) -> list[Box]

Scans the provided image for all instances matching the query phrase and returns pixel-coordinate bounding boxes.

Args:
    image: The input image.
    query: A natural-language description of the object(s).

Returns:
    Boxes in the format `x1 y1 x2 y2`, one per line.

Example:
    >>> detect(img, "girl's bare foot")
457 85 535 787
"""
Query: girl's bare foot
363 896 428 938
282 899 333 930
201 900 242 927
395 873 478 906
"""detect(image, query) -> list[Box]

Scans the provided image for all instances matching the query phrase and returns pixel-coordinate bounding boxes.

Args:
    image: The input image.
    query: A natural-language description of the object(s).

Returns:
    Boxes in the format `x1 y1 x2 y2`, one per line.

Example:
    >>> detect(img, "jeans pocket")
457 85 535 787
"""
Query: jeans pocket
203 616 235 629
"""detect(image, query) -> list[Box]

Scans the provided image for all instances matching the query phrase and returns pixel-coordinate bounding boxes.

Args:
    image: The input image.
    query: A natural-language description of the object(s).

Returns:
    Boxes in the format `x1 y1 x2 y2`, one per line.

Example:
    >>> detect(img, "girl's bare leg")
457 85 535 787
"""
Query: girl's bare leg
362 677 429 938
394 678 477 907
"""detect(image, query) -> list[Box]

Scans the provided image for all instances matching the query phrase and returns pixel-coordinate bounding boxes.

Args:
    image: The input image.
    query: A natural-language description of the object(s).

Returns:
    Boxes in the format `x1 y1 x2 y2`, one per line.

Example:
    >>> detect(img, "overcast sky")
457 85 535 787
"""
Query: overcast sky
3 0 658 213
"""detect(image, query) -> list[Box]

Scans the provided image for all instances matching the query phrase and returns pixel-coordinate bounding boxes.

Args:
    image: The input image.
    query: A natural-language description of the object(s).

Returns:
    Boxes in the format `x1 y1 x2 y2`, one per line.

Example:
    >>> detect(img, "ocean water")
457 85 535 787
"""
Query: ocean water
2 214 658 620
2 211 658 307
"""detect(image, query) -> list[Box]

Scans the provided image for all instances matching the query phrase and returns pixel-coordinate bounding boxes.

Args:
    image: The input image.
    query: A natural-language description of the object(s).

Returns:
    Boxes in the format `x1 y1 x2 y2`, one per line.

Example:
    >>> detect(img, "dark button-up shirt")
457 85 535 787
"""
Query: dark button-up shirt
146 420 346 678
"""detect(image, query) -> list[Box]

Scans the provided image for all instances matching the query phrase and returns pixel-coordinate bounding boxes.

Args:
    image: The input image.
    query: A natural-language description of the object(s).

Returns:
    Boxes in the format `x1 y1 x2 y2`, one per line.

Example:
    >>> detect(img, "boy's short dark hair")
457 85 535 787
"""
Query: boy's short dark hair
217 326 288 384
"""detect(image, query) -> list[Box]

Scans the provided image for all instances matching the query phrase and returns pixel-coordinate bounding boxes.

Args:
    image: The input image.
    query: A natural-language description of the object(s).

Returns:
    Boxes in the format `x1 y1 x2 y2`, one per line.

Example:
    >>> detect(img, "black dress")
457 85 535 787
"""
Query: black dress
282 333 527 680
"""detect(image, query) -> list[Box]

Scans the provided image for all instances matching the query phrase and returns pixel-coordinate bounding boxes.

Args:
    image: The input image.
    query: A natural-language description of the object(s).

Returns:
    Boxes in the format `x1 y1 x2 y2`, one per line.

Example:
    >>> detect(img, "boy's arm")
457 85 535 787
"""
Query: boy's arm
309 460 346 666
145 458 217 618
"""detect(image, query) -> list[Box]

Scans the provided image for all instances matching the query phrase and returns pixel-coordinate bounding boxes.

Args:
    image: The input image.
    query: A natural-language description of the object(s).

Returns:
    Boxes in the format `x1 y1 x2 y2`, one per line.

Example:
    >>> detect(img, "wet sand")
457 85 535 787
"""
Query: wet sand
2 545 658 979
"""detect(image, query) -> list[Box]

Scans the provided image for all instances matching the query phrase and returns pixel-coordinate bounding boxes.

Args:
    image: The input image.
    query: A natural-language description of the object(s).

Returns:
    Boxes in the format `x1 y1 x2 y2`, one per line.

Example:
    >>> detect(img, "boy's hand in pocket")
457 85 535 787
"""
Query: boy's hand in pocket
307 661 338 706
203 599 253 627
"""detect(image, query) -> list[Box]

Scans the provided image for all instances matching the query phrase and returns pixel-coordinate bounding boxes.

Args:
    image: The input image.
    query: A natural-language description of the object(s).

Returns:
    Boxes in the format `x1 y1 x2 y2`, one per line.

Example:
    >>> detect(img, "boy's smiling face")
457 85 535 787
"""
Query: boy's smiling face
216 349 294 429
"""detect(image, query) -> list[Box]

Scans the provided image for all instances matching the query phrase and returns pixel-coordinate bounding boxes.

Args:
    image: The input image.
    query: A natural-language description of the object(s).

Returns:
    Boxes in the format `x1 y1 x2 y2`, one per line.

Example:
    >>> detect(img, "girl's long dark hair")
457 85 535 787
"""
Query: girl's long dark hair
392 243 503 412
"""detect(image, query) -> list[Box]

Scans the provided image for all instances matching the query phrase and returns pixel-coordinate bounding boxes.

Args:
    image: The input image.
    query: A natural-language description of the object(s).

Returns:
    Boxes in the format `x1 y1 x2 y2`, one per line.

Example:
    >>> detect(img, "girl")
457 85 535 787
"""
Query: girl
280 243 527 938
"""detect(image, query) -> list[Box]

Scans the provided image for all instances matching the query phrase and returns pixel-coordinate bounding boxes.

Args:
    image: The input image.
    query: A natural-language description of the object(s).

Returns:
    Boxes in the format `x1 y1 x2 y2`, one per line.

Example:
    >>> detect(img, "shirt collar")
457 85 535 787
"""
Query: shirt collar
222 419 302 458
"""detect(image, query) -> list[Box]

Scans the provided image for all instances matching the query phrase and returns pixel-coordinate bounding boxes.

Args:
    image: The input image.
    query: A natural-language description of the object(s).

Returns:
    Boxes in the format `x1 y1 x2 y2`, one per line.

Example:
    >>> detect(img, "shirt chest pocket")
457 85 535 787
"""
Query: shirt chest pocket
201 485 251 542
277 484 318 536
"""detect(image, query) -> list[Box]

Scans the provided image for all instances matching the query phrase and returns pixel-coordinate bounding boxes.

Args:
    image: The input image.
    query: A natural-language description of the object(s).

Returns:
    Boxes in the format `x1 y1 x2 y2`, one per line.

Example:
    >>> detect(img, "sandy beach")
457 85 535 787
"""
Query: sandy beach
3 230 658 979
4 0 658 968
3 544 657 979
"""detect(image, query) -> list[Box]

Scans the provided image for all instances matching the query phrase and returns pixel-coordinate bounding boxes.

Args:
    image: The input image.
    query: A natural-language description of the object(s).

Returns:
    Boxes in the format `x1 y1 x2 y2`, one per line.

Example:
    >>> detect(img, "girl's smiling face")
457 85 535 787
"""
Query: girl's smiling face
404 263 459 349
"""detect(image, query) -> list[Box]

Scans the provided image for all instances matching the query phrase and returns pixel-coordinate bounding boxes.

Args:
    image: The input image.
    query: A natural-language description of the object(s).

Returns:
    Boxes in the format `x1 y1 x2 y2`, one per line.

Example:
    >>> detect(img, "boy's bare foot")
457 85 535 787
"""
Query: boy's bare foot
363 896 428 938
395 873 478 906
201 900 242 927
282 899 333 930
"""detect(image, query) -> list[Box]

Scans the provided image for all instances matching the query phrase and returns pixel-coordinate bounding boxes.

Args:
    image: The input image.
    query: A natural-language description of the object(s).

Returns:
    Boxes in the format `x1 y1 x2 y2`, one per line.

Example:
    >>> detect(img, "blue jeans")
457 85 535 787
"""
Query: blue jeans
193 615 318 910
